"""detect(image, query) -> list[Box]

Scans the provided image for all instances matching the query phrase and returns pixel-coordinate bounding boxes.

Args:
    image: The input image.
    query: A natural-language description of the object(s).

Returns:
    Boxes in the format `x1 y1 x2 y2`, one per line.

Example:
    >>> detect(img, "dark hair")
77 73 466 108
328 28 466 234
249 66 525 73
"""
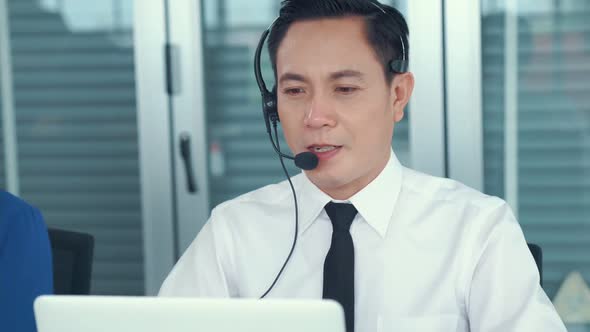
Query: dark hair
267 0 409 83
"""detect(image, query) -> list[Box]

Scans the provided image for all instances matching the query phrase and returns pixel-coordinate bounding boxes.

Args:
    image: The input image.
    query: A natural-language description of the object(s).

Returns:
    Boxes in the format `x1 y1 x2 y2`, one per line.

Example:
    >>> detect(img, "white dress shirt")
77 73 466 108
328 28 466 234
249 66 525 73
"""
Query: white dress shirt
159 151 566 332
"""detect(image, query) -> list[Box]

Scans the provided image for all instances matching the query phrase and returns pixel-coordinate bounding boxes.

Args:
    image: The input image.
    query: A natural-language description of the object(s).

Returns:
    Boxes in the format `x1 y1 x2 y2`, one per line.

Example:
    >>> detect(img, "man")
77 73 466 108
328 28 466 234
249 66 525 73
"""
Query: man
0 191 53 332
160 0 566 331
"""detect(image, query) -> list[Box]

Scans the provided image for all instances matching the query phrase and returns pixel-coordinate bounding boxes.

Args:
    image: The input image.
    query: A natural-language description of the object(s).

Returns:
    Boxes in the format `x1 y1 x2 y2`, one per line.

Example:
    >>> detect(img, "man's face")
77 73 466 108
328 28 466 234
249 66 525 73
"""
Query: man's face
275 16 414 199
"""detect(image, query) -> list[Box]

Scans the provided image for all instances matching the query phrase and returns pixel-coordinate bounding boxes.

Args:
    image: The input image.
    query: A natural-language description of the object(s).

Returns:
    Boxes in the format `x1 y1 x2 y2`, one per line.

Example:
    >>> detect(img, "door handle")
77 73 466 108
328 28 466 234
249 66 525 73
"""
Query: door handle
179 132 197 194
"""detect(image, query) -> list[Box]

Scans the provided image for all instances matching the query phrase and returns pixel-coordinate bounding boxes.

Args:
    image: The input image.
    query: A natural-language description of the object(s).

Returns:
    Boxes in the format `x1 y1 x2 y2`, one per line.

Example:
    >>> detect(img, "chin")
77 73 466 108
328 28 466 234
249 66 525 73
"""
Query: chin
307 169 349 188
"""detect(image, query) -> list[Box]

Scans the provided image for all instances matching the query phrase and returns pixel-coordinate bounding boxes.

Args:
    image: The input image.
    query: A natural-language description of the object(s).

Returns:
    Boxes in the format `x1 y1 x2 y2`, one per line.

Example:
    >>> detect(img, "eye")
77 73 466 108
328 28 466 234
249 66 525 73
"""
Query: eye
283 87 305 96
335 86 359 94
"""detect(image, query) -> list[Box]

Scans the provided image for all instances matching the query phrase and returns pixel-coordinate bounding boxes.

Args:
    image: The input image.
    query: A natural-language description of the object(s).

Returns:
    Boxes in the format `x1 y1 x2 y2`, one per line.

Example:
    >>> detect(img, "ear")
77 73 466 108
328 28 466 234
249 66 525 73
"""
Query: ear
390 72 414 123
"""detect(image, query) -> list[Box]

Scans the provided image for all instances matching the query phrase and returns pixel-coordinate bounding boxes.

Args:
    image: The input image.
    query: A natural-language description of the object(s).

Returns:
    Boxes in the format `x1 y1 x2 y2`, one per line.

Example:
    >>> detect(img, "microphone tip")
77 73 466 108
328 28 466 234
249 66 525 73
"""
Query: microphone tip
294 152 319 170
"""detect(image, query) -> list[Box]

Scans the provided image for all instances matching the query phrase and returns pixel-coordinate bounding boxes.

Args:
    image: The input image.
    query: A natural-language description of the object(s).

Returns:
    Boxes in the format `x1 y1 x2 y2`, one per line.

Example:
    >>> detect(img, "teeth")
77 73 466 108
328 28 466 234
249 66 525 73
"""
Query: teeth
314 146 336 152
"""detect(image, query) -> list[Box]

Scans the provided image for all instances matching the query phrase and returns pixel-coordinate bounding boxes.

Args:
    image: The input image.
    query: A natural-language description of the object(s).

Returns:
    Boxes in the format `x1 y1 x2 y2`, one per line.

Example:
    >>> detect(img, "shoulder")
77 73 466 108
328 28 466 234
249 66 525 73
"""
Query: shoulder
401 167 506 212
0 190 44 224
399 167 513 242
0 190 39 217
400 168 520 262
0 191 46 246
210 174 300 221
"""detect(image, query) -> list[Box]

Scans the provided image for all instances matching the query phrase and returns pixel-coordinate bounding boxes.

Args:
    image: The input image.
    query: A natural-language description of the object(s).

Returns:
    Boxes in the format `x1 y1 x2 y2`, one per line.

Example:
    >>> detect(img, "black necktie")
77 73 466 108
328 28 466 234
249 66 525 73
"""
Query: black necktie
323 202 357 332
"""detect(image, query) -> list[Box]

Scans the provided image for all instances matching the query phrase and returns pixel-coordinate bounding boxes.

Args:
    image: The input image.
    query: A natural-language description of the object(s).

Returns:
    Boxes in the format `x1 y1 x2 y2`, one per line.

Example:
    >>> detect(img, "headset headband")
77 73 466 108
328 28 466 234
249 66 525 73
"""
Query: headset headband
254 1 409 100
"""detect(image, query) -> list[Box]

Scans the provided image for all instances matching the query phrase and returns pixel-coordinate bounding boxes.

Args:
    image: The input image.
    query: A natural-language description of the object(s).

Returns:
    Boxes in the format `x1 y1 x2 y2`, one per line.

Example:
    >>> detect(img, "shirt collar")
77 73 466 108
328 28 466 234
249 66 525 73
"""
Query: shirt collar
297 149 403 238
296 172 332 237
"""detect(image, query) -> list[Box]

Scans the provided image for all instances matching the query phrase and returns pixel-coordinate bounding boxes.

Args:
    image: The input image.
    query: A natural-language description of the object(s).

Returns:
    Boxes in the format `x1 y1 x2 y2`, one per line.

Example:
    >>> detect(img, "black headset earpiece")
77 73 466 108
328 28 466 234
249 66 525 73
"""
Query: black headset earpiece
254 23 280 134
270 85 279 121
261 89 278 132
370 1 409 74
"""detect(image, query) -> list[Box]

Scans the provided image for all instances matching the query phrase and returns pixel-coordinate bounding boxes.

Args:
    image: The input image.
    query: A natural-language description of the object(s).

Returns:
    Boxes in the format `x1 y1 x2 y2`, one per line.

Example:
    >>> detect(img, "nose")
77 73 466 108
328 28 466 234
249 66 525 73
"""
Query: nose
303 93 337 129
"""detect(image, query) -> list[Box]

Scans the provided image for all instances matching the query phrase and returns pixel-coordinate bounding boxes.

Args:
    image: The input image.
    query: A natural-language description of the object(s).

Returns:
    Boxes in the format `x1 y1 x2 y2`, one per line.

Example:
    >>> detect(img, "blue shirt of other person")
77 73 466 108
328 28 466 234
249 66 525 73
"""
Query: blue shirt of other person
0 191 53 332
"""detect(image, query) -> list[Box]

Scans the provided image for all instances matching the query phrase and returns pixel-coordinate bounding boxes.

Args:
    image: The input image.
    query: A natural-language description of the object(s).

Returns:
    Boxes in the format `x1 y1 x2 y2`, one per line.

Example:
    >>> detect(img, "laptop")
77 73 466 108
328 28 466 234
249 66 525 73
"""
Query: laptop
34 295 345 332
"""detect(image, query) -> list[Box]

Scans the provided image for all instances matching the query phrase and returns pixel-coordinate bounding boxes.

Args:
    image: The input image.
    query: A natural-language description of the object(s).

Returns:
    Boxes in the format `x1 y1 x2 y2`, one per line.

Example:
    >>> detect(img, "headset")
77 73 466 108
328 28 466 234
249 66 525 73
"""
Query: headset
253 0 408 298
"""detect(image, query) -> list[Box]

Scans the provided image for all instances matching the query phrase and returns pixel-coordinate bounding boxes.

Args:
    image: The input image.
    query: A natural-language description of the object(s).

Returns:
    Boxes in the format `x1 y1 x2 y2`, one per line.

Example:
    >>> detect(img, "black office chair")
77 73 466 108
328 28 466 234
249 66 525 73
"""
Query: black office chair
48 228 95 295
527 243 543 287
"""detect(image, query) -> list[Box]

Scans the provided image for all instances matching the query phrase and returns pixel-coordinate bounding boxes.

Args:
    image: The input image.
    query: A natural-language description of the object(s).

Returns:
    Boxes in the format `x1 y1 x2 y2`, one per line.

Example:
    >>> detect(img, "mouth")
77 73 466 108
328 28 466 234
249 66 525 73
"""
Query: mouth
306 144 343 160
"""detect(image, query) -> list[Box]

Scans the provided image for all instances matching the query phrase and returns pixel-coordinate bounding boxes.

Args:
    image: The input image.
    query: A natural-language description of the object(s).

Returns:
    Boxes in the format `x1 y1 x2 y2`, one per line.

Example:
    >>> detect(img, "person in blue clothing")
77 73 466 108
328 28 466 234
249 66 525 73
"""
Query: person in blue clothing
0 191 53 332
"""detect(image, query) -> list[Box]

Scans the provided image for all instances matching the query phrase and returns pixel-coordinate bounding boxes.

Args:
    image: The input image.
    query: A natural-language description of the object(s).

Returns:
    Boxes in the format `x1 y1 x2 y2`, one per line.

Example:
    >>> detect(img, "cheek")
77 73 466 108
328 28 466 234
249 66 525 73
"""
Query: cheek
346 110 393 146
278 99 305 121
279 118 298 138
277 110 302 146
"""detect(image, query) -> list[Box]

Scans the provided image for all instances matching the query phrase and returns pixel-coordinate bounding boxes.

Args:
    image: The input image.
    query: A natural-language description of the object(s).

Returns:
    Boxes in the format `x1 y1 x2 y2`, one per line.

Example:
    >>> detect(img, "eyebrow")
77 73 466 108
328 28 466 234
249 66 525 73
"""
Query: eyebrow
278 69 366 86
278 72 307 85
329 69 365 81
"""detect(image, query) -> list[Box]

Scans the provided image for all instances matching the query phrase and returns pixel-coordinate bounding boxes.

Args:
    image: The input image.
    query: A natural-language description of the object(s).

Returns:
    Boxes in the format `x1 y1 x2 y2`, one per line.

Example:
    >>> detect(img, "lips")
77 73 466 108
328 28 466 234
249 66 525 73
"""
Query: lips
311 145 337 152
307 143 341 151
306 144 342 161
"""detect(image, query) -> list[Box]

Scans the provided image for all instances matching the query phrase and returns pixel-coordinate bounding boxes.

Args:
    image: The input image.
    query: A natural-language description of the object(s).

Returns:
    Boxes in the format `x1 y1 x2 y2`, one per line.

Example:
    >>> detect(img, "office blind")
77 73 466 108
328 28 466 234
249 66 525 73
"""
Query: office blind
7 0 143 295
482 9 590 298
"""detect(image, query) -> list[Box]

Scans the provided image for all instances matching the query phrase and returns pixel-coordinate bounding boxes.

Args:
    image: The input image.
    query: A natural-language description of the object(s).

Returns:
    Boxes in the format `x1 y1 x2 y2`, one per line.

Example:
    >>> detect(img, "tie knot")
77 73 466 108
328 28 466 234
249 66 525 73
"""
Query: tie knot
324 202 357 232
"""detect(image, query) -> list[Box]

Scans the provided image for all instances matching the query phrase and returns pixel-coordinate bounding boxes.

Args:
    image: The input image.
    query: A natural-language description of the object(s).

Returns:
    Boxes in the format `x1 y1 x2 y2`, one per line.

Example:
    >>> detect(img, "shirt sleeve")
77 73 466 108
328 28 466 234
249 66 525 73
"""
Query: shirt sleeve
158 208 235 297
466 202 567 331
0 196 53 332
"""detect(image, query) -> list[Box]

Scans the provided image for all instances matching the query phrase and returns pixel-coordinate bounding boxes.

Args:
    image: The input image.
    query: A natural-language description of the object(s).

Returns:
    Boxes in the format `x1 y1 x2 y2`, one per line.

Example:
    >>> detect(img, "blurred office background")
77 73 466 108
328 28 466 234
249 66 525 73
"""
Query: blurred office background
0 0 588 328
